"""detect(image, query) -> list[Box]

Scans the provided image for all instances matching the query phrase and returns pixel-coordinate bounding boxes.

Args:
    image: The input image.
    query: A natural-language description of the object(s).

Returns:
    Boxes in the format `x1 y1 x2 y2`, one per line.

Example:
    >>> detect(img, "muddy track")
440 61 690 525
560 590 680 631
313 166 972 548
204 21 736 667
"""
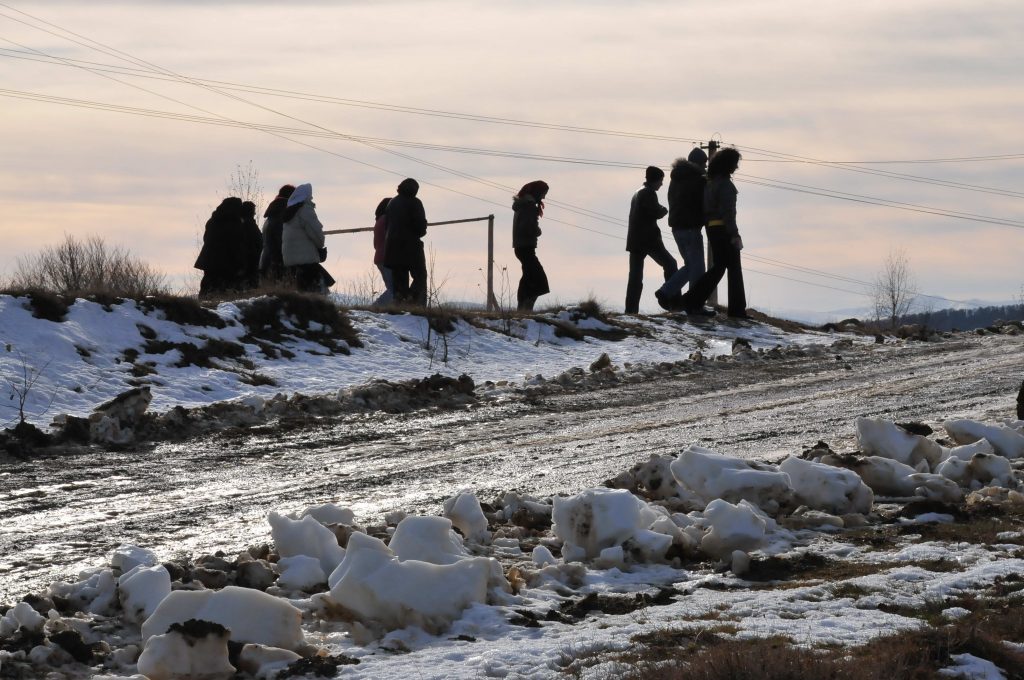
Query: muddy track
1 333 1020 603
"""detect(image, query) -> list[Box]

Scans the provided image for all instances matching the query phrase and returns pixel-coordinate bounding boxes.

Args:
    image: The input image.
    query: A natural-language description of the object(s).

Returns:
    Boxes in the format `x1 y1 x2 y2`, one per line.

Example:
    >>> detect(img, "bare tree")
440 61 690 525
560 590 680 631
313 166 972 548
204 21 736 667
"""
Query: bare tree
227 161 264 216
872 247 918 329
8 235 167 297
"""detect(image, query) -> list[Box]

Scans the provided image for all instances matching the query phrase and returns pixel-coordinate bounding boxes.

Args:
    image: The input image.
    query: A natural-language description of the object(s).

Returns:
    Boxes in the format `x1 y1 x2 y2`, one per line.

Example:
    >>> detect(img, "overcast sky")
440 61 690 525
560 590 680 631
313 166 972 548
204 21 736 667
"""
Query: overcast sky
2 0 1022 318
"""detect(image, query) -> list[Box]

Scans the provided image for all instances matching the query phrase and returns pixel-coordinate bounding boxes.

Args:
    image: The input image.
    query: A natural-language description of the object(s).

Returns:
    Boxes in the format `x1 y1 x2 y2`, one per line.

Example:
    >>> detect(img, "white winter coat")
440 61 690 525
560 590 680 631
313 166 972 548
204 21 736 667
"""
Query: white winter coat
281 201 325 267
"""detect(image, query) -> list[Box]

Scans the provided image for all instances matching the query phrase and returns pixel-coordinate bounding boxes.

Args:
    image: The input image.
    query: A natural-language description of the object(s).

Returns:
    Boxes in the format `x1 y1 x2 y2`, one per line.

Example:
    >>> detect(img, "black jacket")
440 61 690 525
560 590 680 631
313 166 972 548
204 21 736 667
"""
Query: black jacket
667 159 706 230
626 184 668 252
512 195 541 250
384 179 428 268
259 196 288 276
194 197 244 275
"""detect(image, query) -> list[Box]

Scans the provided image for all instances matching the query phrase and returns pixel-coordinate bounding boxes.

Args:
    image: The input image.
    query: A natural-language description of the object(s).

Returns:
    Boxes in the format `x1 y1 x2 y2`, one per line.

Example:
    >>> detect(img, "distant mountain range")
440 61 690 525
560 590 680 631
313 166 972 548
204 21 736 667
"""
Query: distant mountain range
775 300 1024 329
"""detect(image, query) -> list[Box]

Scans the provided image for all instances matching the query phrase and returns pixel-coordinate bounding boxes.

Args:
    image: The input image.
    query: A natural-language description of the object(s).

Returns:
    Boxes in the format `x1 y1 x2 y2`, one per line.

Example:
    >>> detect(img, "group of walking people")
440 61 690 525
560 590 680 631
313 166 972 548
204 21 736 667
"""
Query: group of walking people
624 146 747 318
195 183 335 297
195 147 747 318
515 146 747 318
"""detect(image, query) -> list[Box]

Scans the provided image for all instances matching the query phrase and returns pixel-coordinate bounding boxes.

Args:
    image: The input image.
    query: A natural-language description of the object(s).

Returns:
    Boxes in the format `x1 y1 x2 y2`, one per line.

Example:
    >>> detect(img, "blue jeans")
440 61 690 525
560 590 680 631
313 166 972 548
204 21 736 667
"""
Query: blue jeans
658 229 706 298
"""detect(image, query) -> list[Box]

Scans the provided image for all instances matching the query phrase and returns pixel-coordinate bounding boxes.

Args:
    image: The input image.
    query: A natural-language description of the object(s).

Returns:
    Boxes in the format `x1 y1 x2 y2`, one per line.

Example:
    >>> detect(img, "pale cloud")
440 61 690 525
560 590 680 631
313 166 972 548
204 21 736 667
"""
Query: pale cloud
1 0 1022 316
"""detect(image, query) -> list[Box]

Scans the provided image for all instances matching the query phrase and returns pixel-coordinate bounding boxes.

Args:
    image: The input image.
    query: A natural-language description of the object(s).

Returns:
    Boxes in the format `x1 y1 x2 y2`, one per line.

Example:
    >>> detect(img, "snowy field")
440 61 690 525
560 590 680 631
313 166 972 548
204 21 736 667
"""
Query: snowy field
0 292 845 428
1 292 1022 679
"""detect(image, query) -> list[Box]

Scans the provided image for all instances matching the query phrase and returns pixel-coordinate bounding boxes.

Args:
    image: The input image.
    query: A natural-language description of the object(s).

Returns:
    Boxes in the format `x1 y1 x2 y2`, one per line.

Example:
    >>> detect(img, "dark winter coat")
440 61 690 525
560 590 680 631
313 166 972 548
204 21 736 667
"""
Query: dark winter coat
384 179 428 269
667 159 706 231
194 197 244 276
240 204 263 288
626 183 668 253
704 176 739 239
512 194 542 249
259 196 289 279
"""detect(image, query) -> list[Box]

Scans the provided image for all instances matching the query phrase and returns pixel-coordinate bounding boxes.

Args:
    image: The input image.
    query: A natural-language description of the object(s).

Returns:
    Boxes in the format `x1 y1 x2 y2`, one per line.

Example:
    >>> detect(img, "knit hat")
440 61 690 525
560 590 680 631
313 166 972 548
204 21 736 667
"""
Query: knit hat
687 147 708 165
645 166 665 182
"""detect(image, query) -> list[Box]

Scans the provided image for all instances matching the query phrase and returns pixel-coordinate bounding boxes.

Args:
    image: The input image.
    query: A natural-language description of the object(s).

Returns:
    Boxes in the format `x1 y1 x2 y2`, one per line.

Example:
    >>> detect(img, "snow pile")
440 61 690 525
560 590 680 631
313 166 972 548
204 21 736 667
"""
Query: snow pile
944 419 1024 459
321 531 498 637
778 456 873 515
137 619 235 680
141 586 306 651
267 510 346 578
551 488 664 563
852 417 1024 496
669 446 793 513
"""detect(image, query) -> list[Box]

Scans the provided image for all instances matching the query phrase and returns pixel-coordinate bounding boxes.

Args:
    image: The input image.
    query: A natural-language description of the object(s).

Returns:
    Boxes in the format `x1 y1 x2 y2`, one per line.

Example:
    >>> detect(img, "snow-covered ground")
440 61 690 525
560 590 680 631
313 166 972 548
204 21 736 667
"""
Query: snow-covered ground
2 293 1023 679
0 293 850 427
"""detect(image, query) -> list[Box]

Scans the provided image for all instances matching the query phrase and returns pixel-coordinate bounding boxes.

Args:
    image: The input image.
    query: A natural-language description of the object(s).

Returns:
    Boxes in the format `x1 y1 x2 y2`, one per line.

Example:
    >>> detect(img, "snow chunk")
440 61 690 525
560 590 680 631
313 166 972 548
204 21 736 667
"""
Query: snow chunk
238 644 302 679
936 453 1016 490
111 544 159 575
551 488 660 562
779 456 873 515
298 503 355 526
138 620 235 680
0 602 46 637
938 652 1007 679
119 565 171 624
276 555 327 591
268 511 345 577
700 499 767 559
141 586 305 651
442 492 491 544
944 419 1024 459
670 445 793 513
324 531 492 636
856 417 944 468
388 515 469 565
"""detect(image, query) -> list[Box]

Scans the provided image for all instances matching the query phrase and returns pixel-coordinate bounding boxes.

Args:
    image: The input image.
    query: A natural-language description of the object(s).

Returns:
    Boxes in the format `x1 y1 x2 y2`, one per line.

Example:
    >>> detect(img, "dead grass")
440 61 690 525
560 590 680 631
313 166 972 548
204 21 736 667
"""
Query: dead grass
1 287 71 322
596 599 1024 680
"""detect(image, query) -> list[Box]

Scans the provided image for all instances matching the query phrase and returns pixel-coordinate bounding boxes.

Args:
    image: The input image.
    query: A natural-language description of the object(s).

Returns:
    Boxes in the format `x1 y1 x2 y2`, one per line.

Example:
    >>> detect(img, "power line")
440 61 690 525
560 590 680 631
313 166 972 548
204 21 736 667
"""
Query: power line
0 92 988 307
0 7 995 309
6 85 1024 236
3 41 1024 198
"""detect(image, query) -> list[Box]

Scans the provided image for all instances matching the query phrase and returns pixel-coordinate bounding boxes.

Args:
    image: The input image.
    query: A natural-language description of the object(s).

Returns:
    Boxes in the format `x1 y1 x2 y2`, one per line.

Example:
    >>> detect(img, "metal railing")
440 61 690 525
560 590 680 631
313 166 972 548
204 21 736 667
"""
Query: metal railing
324 215 498 310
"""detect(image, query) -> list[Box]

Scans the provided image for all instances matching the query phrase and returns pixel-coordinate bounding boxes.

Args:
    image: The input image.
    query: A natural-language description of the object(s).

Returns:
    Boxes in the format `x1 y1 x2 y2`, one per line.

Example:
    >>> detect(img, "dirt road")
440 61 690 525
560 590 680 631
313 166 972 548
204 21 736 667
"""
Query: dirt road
1 333 1020 603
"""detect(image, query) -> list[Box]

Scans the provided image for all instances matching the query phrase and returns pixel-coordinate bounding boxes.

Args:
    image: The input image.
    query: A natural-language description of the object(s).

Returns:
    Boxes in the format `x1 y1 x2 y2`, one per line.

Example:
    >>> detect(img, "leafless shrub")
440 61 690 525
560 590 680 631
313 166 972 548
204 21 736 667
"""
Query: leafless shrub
873 247 918 329
227 160 264 216
7 234 167 298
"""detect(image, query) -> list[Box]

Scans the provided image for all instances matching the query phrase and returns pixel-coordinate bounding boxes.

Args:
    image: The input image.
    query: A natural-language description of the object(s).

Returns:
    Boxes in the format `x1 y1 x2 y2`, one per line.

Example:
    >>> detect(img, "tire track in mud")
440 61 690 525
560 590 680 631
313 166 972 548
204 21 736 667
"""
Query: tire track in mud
1 334 1020 602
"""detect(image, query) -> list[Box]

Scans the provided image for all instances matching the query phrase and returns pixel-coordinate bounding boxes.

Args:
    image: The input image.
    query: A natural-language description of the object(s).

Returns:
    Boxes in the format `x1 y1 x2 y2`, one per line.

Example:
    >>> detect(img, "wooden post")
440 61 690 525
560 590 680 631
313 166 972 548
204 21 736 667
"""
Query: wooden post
706 139 720 307
487 214 495 311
